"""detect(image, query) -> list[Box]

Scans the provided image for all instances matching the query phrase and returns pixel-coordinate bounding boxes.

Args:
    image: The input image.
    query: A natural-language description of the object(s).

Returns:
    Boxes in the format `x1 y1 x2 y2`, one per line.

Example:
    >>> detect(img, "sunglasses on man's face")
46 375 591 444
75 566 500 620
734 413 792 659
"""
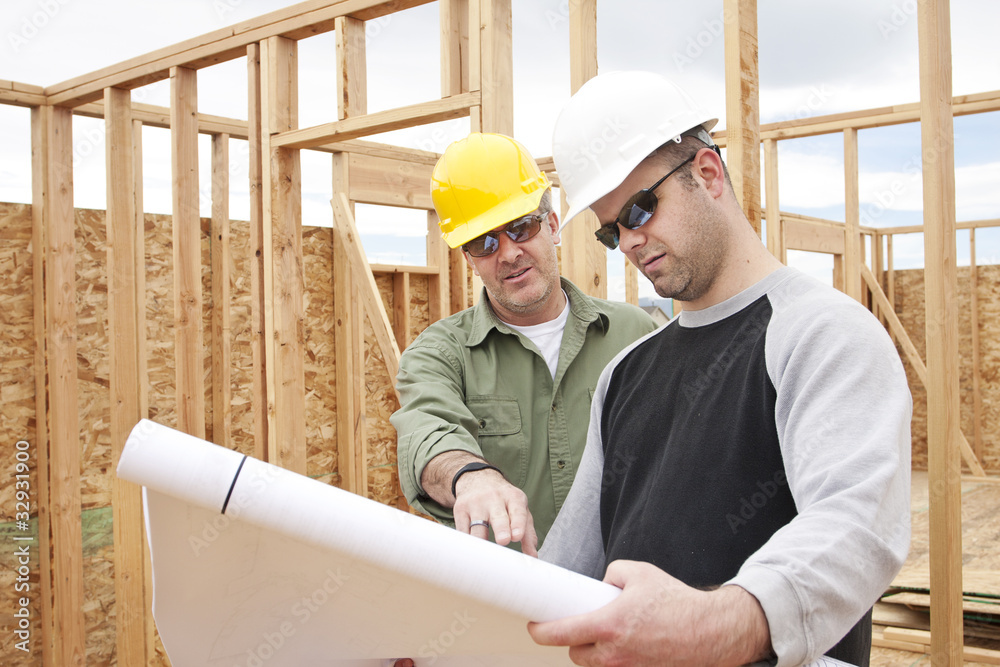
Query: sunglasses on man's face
463 212 548 257
594 153 699 250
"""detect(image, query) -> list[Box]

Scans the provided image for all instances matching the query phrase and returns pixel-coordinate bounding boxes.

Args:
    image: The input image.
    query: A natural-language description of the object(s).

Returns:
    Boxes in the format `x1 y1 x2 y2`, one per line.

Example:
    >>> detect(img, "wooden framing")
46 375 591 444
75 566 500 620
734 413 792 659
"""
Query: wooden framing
261 36 306 472
104 86 147 666
559 0 606 299
33 103 86 667
6 2 999 663
919 2 964 661
971 229 984 460
171 66 206 439
723 0 762 235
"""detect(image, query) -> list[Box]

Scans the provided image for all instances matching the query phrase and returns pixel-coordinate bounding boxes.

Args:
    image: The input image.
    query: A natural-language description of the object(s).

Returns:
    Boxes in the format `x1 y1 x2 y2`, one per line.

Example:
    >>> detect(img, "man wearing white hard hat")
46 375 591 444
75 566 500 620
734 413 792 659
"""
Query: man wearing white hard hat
391 133 656 556
532 71 911 666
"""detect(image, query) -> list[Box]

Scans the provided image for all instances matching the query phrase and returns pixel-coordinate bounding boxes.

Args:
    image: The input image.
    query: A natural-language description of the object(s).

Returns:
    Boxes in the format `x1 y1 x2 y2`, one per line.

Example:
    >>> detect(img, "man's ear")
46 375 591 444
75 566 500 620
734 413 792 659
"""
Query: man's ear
694 147 726 199
547 211 561 245
464 250 481 277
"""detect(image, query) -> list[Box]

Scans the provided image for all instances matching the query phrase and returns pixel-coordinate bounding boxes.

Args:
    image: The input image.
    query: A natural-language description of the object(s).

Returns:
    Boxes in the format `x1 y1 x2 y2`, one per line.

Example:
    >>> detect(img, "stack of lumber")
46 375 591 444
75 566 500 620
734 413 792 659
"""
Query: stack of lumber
875 567 1000 664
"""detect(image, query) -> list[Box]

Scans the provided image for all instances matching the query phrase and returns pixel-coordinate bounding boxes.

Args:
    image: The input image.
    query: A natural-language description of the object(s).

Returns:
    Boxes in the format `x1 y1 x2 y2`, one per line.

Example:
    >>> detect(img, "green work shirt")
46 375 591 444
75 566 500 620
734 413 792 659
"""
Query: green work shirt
391 278 658 548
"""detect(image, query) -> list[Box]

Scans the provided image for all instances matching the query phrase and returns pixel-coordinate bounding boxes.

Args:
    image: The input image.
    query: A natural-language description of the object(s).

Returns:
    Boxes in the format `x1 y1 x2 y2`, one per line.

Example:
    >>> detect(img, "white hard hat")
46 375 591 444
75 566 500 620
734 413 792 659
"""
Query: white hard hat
553 71 718 229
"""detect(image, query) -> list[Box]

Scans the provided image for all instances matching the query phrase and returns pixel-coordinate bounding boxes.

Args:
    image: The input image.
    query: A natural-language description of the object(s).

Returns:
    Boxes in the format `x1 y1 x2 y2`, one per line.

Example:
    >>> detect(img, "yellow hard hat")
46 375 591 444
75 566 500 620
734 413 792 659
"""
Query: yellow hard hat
432 133 551 249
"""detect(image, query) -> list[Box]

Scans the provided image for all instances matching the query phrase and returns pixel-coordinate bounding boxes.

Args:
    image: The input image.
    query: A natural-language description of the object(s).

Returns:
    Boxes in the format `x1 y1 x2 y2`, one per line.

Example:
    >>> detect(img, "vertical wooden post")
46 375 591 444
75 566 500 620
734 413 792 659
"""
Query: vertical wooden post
439 0 473 310
335 15 369 496
426 210 449 322
33 103 85 667
624 257 639 306
171 65 206 438
887 234 896 316
261 36 305 472
560 0 606 299
874 231 885 323
393 272 411 351
132 117 156 664
211 133 233 448
29 105 53 667
919 1 964 662
723 0 761 235
476 0 513 136
763 138 782 261
832 254 845 293
970 228 983 460
105 86 147 667
247 43 268 462
843 128 863 302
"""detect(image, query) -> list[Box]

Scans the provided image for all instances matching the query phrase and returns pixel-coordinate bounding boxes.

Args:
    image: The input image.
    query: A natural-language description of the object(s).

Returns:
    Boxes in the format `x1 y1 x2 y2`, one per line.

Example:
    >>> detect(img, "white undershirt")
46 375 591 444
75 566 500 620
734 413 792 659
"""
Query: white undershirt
506 291 570 380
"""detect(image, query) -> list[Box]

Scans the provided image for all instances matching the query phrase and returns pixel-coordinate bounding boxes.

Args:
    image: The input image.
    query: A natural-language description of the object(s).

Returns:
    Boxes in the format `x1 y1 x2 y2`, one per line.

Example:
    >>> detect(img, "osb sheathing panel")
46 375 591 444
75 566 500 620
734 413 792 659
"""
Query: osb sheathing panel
0 202 42 667
303 227 339 485
890 265 1000 473
0 199 426 665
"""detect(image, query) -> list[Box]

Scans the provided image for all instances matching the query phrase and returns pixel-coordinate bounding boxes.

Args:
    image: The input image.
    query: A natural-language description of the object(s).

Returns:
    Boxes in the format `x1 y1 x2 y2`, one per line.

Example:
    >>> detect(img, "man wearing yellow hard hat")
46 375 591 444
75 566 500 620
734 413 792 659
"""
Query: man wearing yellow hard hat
390 133 656 555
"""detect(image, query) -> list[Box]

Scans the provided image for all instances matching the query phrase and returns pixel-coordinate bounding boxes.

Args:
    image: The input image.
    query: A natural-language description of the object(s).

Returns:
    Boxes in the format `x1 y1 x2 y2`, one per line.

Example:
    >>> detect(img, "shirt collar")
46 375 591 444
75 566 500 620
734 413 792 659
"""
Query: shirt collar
465 277 607 347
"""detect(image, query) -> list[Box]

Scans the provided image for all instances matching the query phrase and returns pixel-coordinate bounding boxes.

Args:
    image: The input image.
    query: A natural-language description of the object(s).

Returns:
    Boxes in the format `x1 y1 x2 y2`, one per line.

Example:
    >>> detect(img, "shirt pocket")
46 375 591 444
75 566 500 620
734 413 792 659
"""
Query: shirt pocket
467 396 527 488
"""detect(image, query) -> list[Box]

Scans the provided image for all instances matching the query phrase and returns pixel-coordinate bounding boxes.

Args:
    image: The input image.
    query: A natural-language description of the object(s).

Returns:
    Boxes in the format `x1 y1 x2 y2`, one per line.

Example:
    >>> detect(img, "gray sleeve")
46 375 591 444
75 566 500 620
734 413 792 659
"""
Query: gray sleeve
729 290 912 667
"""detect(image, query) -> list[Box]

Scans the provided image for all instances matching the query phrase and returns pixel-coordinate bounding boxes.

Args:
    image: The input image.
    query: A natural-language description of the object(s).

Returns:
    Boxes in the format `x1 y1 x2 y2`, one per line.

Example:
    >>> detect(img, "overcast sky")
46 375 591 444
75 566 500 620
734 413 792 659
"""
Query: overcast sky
2 0 998 299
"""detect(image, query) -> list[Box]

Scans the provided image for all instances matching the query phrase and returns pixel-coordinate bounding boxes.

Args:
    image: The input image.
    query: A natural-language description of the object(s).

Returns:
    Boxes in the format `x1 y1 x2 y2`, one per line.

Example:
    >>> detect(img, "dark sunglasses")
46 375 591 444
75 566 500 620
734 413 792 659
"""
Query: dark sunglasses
595 149 711 250
463 212 548 257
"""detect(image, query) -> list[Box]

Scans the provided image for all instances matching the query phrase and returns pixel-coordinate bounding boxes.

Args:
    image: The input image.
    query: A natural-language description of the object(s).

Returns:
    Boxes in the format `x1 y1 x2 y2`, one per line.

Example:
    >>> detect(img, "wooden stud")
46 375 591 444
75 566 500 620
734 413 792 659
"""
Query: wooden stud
832 254 845 293
874 231 885 324
843 128 862 302
247 42 268 462
261 36 305 472
171 66 206 438
763 138 783 261
426 210 449 323
333 153 367 497
334 15 369 496
132 116 156 664
393 272 411 350
211 133 233 448
880 628 1000 664
970 229 983 461
918 1 964 662
105 86 147 667
887 234 896 320
29 105 55 667
440 0 470 98
33 103 86 667
723 0 761 235
624 258 639 306
476 0 513 136
782 215 846 255
450 248 470 312
559 0 605 299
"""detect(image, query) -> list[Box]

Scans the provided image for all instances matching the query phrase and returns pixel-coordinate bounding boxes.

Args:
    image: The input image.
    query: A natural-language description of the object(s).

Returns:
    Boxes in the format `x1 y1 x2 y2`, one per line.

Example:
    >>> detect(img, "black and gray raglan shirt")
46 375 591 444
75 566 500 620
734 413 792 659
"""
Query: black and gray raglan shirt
541 267 912 667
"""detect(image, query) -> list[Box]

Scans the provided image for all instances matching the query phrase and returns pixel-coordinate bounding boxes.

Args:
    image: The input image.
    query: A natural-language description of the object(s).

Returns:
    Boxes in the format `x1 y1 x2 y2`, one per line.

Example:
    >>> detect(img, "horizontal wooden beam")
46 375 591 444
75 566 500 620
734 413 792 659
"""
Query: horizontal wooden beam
712 89 1000 145
44 0 436 107
783 215 846 255
0 79 46 106
348 153 435 209
881 218 1000 236
271 92 478 149
880 627 1000 664
371 263 440 275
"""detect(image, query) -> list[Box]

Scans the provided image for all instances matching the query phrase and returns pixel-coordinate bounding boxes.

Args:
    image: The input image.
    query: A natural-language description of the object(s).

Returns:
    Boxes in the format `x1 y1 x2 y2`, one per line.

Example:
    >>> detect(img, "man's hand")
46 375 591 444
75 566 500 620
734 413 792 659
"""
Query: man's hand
527 560 772 666
419 451 538 556
453 466 538 556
